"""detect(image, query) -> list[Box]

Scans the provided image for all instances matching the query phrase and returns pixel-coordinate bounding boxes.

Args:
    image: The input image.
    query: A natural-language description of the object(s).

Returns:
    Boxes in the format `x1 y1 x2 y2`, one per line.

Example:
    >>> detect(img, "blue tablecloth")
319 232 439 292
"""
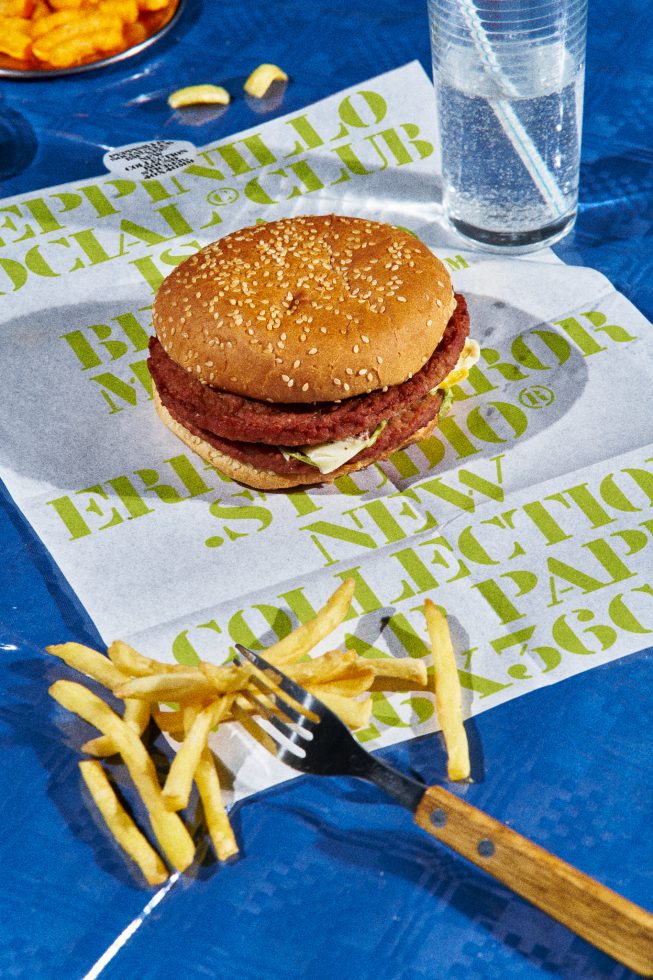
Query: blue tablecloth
1 2 651 977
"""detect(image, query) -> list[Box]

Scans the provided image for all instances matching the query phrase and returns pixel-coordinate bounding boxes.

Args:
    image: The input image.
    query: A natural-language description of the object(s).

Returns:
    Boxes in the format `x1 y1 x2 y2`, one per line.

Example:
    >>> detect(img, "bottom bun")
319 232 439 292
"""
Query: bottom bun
153 389 439 491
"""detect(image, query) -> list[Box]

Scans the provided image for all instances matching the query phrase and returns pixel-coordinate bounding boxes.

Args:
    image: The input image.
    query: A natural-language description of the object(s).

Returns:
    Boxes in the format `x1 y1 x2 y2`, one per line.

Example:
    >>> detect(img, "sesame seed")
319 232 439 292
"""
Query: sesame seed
397 296 407 303
281 374 290 382
293 359 301 368
333 378 342 386
302 383 309 392
361 335 369 343
353 344 359 353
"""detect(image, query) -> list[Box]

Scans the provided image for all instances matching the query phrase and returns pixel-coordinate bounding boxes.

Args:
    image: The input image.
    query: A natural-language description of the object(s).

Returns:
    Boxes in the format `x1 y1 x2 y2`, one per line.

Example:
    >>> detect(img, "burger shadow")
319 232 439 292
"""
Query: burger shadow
0 299 162 490
380 292 591 493
0 286 588 495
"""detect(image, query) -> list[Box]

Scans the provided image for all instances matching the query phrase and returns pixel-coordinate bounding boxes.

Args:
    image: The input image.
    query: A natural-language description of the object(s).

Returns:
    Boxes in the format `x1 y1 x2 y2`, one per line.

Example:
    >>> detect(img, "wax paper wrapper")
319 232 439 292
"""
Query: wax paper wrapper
1 62 652 804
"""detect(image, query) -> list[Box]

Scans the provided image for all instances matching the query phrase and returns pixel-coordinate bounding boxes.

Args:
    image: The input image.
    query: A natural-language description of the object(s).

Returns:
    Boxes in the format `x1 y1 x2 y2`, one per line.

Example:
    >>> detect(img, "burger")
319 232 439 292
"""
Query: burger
148 214 477 490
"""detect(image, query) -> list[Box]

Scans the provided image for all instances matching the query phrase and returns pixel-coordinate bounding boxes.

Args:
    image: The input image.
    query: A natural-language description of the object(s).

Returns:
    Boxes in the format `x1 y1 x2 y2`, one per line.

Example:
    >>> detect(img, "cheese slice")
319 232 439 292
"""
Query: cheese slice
281 422 387 474
438 338 480 390
279 339 480 476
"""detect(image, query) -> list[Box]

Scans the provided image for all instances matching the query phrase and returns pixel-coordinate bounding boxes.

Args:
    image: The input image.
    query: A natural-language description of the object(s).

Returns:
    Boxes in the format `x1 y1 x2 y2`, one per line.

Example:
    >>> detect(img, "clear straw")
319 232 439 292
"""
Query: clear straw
456 0 568 218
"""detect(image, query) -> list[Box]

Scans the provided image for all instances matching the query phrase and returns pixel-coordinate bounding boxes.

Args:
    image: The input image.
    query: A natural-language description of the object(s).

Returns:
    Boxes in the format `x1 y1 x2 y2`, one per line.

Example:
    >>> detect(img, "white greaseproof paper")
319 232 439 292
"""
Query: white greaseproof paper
1 63 652 803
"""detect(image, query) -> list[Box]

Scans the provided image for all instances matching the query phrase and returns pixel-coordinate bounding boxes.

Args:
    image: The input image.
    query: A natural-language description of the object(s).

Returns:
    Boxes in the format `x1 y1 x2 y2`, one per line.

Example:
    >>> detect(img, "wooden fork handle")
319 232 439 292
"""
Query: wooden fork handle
415 785 653 976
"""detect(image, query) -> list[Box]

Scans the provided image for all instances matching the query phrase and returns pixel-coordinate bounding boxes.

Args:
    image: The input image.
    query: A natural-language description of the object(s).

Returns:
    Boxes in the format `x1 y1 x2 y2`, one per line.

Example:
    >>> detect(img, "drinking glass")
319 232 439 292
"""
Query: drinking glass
428 0 588 251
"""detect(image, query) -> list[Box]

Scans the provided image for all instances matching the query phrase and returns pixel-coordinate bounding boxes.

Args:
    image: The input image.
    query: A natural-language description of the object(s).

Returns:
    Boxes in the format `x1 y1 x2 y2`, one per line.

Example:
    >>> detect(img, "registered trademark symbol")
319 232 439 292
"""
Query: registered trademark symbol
206 187 239 206
518 385 555 409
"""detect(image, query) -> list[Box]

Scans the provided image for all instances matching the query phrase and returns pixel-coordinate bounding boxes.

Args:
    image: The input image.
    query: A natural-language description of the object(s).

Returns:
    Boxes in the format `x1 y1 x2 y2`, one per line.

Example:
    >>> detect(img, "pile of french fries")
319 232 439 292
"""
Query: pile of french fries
0 0 173 69
47 580 470 886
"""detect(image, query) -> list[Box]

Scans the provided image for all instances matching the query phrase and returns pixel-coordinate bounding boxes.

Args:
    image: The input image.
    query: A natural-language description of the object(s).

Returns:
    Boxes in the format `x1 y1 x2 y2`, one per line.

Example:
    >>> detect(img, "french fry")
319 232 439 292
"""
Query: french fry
184 699 238 861
369 657 428 686
423 600 470 781
317 691 372 730
114 670 217 703
309 670 374 698
49 680 195 871
265 579 355 668
367 656 429 691
199 661 250 693
108 639 197 677
79 760 168 886
162 697 233 812
285 648 358 686
152 707 185 737
46 641 128 689
244 62 288 98
195 748 238 861
288 649 375 697
82 698 150 757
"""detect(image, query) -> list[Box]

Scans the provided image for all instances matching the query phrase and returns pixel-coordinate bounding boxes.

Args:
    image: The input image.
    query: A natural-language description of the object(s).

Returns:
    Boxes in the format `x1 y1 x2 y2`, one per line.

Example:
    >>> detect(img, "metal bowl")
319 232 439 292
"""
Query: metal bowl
0 0 184 79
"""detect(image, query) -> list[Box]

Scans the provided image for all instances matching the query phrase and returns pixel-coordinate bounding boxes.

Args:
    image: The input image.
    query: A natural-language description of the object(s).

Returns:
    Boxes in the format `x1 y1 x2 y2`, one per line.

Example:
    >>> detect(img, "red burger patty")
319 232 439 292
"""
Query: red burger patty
148 294 469 447
163 388 445 478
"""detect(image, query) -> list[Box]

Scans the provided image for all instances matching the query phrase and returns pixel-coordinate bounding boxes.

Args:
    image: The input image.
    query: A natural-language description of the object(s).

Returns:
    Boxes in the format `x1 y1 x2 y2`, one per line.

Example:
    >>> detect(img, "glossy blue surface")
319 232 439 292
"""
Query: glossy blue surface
1 1 651 977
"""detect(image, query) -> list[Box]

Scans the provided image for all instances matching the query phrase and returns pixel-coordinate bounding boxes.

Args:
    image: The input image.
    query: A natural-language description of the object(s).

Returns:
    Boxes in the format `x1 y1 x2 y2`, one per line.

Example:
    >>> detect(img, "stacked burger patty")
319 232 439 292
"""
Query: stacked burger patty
148 215 470 490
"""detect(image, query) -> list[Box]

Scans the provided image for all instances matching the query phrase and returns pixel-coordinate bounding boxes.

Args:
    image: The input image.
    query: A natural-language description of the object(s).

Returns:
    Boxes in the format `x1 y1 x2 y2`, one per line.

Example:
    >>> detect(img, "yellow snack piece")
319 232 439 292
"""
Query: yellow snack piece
0 0 32 15
30 8 81 38
30 0 50 19
97 0 139 23
168 84 231 109
244 62 288 98
0 17 32 58
32 13 124 66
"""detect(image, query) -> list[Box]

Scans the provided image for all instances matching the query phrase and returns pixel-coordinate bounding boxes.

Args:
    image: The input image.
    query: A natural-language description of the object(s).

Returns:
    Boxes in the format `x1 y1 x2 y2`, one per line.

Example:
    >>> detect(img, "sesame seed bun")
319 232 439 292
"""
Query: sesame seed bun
152 214 456 405
153 387 440 490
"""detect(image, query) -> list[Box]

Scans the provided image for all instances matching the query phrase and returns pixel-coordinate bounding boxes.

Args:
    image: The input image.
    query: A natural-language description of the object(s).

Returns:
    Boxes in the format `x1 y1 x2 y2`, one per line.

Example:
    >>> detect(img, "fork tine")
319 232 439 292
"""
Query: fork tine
231 699 314 772
235 644 320 723
243 688 312 744
244 673 306 726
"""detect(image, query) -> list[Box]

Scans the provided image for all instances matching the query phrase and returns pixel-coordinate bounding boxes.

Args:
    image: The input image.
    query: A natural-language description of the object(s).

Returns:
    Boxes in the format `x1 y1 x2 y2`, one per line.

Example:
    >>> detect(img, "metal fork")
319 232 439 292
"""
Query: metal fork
234 644 653 976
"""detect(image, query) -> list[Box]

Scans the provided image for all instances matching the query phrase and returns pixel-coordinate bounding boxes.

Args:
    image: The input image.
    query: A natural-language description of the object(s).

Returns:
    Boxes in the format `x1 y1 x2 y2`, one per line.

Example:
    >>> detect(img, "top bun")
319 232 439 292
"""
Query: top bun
152 214 456 404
